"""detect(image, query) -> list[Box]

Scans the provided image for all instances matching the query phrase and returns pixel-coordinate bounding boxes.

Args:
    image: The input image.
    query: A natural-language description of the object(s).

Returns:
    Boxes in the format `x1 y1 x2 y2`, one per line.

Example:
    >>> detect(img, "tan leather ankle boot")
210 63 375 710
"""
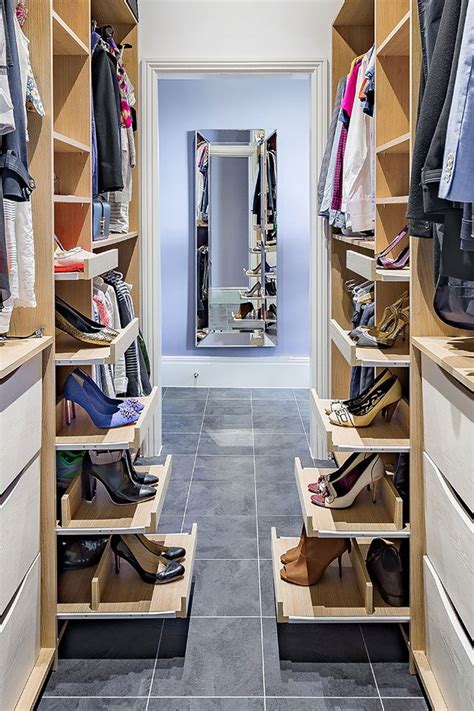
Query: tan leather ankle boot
280 525 306 565
280 537 351 586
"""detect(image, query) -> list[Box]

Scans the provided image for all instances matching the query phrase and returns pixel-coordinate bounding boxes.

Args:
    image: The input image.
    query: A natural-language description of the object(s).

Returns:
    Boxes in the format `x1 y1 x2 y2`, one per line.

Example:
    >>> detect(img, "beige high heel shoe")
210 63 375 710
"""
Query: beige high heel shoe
328 375 402 428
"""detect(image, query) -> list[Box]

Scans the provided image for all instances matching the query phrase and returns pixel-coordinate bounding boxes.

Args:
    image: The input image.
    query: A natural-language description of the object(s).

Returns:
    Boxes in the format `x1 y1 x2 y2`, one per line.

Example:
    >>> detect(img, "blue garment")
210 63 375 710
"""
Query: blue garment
438 0 474 203
349 301 375 399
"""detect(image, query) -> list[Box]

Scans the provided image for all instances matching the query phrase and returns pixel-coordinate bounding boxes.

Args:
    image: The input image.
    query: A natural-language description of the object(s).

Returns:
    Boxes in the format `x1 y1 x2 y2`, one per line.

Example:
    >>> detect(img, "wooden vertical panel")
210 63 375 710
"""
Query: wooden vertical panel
376 0 409 45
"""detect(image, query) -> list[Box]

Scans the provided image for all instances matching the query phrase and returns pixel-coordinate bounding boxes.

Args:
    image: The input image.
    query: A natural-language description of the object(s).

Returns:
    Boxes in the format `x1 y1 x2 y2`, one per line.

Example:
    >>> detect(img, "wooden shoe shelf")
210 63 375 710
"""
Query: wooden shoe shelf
54 249 118 281
55 317 139 366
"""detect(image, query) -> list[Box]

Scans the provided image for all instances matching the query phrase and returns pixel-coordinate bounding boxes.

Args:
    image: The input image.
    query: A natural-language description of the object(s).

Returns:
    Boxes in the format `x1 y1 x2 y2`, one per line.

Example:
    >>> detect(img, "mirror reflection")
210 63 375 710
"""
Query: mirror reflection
195 129 277 347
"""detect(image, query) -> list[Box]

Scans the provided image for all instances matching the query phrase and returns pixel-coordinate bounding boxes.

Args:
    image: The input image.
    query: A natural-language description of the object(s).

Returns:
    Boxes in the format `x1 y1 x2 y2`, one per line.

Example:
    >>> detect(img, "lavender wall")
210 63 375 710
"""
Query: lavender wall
158 74 310 357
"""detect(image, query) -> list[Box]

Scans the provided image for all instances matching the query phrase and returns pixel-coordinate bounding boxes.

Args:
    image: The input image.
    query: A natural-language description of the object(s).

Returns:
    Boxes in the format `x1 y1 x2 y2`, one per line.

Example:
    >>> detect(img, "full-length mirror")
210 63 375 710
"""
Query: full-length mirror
195 129 277 347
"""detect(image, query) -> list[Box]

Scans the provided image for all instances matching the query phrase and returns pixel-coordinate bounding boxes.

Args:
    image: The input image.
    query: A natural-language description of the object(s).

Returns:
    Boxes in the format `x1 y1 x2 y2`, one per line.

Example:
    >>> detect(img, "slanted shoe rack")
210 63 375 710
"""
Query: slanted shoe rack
273 0 412 625
0 3 196 709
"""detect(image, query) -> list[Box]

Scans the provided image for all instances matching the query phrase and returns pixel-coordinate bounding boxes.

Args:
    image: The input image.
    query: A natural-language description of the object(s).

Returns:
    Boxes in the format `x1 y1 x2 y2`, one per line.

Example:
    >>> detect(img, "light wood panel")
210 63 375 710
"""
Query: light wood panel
294 458 407 537
92 231 139 250
413 337 474 392
52 11 89 56
330 318 410 367
0 337 53 379
55 317 139 365
91 0 137 27
377 11 410 56
54 249 118 281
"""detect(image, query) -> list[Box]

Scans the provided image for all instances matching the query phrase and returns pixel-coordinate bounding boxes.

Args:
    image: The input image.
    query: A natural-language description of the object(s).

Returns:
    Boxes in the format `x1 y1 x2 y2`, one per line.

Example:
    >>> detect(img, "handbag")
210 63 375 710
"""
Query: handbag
93 196 111 241
126 0 139 20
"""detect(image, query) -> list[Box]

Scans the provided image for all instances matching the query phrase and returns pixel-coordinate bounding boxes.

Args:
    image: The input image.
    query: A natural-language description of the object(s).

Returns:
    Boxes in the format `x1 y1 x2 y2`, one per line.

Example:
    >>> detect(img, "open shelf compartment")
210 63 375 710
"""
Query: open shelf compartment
55 385 159 451
92 231 139 250
57 524 197 619
271 528 410 623
55 317 139 366
294 458 409 538
58 456 172 534
330 318 410 368
311 389 410 453
346 250 410 283
52 10 89 56
377 10 410 57
55 249 118 281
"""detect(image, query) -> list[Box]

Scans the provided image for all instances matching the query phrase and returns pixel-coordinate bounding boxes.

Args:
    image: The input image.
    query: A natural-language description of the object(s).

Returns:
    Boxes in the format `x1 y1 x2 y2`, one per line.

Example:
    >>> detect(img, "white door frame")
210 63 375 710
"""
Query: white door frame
140 59 329 457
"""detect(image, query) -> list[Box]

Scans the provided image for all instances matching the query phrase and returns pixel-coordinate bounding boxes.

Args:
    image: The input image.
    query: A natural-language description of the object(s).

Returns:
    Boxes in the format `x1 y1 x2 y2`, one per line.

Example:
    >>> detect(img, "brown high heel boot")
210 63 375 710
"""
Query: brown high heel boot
280 525 306 565
280 536 352 586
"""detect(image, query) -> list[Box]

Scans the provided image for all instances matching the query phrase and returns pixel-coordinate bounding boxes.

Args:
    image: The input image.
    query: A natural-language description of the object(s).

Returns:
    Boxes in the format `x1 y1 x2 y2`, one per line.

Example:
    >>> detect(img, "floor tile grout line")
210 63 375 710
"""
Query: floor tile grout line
293 389 313 460
250 390 267 710
179 389 210 533
360 623 386 711
145 619 165 711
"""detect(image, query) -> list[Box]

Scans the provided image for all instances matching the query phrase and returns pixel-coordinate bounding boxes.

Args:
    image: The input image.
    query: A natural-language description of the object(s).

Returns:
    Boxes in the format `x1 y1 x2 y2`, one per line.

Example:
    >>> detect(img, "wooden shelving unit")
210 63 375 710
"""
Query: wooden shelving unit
52 11 89 56
58 525 197 619
412 337 474 392
54 248 118 281
294 458 409 538
92 231 139 250
330 318 410 368
55 317 139 366
58 457 171 534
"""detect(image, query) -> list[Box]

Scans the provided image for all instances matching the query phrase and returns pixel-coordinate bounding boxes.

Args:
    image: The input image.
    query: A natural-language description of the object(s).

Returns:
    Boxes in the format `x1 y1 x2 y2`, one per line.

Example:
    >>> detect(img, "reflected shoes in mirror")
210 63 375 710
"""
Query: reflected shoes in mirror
82 450 156 505
310 453 384 509
265 280 277 296
328 374 402 428
111 534 185 585
245 261 276 277
63 371 140 429
234 302 255 320
241 282 261 298
280 537 352 587
366 538 409 606
55 295 119 345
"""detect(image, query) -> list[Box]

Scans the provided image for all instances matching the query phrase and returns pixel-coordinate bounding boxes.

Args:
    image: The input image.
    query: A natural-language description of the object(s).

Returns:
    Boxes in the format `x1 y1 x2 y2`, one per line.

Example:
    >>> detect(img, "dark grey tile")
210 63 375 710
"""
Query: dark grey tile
162 433 199 455
251 388 295 400
254 454 309 484
256 480 301 516
162 415 203 433
198 430 253 456
186 480 255 517
254 433 311 458
190 560 260 615
150 617 263 696
208 388 252 400
372 663 424 697
38 700 147 711
205 401 252 416
166 454 196 481
301 413 310 433
183 514 257 559
361 624 409 663
382 701 429 710
257 516 303 559
260 559 276 617
42 659 154 697
159 479 190 518
203 414 253 431
262 618 376 697
252 414 305 434
157 514 184 534
58 620 162 659
148 700 264 711
162 399 206 415
193 455 254 481
266 700 382 710
251 400 301 418
164 388 208 400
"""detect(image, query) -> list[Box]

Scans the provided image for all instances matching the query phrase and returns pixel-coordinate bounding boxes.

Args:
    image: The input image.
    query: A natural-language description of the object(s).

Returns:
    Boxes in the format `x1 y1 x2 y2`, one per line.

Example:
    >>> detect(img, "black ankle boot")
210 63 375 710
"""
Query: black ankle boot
82 451 156 505
125 449 159 486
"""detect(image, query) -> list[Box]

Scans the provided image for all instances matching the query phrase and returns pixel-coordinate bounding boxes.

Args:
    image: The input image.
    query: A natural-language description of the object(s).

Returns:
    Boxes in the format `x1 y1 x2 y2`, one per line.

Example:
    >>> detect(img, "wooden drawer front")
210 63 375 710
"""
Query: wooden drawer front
422 355 474 510
0 355 42 494
424 453 474 638
0 555 40 711
424 556 474 711
0 455 41 615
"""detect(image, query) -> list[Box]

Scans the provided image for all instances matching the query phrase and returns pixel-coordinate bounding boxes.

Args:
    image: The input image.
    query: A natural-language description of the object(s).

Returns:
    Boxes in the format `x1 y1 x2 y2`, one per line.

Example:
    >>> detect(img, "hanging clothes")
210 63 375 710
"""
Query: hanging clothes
318 77 346 213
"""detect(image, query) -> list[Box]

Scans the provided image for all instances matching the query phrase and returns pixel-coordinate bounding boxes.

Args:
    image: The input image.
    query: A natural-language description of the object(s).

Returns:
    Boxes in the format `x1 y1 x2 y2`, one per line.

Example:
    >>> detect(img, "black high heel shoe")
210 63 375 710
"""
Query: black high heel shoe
125 450 159 487
82 451 156 505
134 533 186 562
55 296 118 345
111 534 185 584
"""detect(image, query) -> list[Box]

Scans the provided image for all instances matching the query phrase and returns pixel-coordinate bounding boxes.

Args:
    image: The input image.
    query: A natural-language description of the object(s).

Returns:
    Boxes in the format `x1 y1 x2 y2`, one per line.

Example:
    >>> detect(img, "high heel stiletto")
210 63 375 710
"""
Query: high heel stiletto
280 537 352 587
280 525 306 565
63 371 140 429
376 226 409 268
310 453 385 509
134 533 186 562
328 374 402 428
81 451 156 505
72 368 144 413
55 296 118 345
234 302 255 320
353 300 409 349
324 369 392 415
240 282 261 298
111 534 185 584
308 452 380 491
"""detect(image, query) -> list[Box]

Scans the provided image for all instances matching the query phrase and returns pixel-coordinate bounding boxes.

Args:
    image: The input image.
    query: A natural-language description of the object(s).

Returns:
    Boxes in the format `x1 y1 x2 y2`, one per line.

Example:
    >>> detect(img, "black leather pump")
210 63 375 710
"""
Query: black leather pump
110 534 185 584
134 533 186 562
82 450 156 505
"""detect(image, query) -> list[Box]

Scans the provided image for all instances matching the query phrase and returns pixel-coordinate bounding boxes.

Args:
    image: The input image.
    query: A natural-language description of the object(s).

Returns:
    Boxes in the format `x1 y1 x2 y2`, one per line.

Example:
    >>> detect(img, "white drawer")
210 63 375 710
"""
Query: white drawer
422 355 474 510
0 454 40 615
424 453 474 638
0 555 40 711
424 556 474 711
0 355 42 494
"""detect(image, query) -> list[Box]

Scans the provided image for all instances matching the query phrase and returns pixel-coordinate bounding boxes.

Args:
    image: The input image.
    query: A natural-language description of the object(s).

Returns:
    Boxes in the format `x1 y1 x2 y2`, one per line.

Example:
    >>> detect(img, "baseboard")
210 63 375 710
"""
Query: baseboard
162 355 310 388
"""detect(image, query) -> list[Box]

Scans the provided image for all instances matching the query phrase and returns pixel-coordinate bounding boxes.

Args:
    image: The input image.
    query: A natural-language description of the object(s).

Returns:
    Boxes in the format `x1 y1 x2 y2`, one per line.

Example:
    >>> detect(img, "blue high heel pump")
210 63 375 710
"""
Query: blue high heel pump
72 368 145 414
63 372 140 429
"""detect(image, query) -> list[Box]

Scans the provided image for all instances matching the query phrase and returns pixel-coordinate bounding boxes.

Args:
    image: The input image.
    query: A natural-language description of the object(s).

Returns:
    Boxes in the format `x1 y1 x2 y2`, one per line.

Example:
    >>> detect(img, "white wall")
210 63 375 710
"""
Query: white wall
139 0 339 61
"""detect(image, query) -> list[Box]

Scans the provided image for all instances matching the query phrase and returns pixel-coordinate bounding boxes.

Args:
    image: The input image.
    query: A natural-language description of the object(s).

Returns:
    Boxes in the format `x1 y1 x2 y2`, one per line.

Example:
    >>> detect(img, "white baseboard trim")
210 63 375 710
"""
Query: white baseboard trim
162 355 310 388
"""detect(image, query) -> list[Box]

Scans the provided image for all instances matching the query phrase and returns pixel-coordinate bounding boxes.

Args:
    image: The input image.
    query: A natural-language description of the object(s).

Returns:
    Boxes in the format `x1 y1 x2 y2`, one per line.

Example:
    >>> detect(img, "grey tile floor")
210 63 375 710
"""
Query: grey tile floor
38 388 428 711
